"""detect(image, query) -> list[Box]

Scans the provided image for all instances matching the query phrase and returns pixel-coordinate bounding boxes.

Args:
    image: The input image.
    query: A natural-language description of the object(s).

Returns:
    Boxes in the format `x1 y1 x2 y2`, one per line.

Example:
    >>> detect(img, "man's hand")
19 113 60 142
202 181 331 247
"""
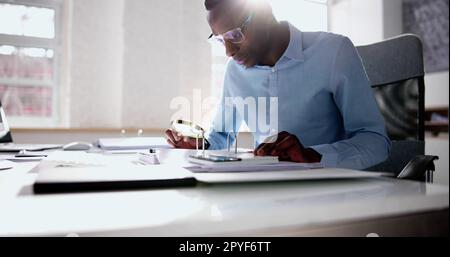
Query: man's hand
165 129 205 149
254 131 322 163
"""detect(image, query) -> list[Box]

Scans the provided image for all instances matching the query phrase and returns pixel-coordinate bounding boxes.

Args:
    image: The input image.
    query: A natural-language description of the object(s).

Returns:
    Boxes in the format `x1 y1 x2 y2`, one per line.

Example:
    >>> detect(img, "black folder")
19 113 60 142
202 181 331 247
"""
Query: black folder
32 161 197 194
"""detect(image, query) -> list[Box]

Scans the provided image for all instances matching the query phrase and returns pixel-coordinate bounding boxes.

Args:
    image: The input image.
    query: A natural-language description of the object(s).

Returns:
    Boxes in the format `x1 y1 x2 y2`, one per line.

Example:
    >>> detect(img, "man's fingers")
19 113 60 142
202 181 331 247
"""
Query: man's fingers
166 129 205 150
166 138 178 148
272 135 298 155
165 129 178 143
256 142 278 156
261 131 289 144
255 132 289 152
186 137 203 149
166 130 188 149
269 137 296 157
254 143 265 153
278 152 292 162
256 132 291 155
286 146 306 163
256 143 276 156
173 132 183 141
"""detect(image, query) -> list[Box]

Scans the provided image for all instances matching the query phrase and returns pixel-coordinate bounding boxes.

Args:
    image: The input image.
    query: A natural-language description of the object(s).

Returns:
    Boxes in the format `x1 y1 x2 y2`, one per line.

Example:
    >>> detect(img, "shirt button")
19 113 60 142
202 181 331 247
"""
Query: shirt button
271 68 276 73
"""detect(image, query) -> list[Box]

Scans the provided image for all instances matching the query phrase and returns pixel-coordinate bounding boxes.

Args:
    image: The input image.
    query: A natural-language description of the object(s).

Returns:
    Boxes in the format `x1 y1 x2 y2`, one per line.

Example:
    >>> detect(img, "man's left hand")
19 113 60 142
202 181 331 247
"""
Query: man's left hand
254 131 322 163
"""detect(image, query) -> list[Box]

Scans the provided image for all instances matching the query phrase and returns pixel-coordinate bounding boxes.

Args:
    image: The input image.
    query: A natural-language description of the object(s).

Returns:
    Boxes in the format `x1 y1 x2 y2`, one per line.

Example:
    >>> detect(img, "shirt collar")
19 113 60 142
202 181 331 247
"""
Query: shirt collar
281 22 305 62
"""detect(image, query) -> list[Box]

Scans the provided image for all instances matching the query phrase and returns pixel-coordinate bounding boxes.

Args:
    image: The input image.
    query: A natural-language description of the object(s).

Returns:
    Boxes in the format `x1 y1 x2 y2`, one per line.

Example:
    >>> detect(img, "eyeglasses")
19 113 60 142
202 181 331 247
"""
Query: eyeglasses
208 13 253 45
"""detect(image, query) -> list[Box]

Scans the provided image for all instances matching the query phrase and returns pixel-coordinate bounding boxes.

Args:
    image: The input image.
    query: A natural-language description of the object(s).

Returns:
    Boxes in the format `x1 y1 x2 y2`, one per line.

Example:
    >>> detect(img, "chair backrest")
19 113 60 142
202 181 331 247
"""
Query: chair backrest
357 34 426 174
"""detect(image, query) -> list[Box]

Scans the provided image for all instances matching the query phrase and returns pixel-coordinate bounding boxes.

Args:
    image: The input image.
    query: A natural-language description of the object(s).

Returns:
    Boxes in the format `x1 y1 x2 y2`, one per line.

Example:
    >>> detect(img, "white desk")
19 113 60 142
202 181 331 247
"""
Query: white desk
0 150 448 237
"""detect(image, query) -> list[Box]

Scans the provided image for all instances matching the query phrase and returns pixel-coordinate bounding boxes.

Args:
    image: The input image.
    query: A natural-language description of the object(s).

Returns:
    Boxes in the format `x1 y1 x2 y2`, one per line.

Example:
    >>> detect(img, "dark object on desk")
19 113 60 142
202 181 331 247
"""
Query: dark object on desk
397 155 439 182
34 178 197 194
357 34 438 182
32 160 197 194
0 131 13 144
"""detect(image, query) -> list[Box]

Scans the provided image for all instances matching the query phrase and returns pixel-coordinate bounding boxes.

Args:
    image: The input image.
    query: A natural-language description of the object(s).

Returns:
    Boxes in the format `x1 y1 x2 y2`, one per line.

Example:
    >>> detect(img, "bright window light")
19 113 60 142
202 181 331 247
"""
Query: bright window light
0 45 16 55
22 47 46 58
46 49 54 58
0 1 60 125
0 3 55 38
268 0 328 31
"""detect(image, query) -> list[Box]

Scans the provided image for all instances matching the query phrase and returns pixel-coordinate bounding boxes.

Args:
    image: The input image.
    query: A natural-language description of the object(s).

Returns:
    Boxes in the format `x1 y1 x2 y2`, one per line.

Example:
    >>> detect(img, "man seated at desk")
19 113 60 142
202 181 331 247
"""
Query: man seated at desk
166 0 391 170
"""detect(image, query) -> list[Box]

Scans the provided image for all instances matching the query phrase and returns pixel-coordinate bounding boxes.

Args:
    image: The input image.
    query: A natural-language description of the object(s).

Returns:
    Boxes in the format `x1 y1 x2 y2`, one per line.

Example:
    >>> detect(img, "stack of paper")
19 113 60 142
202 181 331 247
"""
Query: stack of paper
193 168 391 184
186 162 323 173
188 154 280 167
0 143 61 152
97 137 170 150
32 151 196 194
186 150 322 172
31 151 391 193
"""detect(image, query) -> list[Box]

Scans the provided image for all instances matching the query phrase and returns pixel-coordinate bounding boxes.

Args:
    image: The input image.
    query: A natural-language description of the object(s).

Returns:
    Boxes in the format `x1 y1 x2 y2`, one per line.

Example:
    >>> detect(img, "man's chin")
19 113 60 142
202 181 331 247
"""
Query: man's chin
238 59 256 68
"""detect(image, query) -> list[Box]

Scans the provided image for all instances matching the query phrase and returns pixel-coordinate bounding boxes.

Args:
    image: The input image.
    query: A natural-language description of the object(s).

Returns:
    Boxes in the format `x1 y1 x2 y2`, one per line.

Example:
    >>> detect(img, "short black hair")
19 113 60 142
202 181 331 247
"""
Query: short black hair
204 0 224 11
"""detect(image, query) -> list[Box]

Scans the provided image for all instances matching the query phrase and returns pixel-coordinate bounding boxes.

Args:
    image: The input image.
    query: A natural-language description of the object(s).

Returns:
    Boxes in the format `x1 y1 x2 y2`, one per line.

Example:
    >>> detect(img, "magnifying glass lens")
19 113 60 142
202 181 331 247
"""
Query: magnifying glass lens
171 120 205 138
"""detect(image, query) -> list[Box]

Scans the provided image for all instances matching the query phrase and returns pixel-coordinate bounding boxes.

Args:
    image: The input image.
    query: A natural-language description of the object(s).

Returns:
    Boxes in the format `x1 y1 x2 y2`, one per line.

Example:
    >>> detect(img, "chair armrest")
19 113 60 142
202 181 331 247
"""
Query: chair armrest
397 155 439 182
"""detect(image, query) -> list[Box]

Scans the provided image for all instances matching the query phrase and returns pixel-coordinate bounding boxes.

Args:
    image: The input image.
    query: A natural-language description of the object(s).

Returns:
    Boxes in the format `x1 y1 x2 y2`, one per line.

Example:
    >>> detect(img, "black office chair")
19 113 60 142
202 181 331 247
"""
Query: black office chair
357 34 438 183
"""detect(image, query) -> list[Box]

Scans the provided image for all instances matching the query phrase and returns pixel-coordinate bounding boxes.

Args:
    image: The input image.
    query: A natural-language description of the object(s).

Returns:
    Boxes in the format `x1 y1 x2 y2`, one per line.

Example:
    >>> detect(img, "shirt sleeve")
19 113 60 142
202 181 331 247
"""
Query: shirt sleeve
310 37 391 170
206 62 242 150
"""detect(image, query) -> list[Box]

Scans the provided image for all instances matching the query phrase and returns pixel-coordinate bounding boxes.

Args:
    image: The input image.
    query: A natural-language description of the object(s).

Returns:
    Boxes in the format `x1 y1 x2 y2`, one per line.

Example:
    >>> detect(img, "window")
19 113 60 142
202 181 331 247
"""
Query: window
209 0 328 129
0 0 61 127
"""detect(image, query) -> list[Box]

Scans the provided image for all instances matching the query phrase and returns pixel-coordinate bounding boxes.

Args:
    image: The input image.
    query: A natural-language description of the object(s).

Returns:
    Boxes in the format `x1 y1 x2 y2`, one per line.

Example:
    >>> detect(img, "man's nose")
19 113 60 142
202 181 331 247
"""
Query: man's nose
225 41 239 57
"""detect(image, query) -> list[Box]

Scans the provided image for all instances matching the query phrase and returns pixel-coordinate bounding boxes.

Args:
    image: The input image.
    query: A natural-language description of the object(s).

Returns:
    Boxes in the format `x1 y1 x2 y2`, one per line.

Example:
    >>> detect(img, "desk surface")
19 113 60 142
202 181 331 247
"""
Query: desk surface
0 150 448 237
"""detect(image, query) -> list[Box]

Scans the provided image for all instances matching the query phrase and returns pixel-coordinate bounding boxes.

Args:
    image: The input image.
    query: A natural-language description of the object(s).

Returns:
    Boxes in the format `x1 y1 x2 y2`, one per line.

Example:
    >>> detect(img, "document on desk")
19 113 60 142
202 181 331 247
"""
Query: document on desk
32 152 391 193
97 137 171 150
185 159 390 184
0 160 14 171
193 168 391 184
32 152 196 194
186 162 324 173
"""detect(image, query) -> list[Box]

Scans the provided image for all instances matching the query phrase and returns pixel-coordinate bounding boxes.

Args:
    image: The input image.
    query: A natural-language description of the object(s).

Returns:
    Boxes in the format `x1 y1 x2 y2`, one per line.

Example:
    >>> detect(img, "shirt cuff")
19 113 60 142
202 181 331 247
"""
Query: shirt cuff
310 144 339 168
205 131 226 150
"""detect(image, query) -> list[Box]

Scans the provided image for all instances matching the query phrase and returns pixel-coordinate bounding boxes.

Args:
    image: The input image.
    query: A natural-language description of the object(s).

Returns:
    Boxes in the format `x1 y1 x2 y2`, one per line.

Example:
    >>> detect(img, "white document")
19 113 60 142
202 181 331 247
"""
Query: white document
0 143 61 152
186 162 323 173
97 137 170 150
35 164 192 184
4 156 46 162
33 152 392 187
0 160 15 171
34 152 193 184
188 155 280 167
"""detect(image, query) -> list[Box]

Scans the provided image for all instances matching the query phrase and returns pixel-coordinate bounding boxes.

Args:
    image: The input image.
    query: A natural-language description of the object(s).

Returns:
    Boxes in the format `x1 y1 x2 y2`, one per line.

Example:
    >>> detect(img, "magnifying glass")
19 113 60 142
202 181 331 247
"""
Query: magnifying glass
170 120 239 155
170 120 207 154
171 120 205 138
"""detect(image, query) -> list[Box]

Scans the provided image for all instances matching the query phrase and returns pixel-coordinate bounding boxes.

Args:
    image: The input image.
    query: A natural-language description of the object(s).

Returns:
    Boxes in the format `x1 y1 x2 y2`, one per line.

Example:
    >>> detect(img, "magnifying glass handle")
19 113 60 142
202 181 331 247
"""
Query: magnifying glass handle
196 134 199 152
235 132 238 154
227 133 231 153
202 131 206 156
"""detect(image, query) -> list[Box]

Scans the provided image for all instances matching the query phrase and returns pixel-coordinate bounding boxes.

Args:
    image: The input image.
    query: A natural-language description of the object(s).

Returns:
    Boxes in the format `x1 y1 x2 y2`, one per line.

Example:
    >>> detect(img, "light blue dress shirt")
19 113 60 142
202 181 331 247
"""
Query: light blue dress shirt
206 22 391 170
